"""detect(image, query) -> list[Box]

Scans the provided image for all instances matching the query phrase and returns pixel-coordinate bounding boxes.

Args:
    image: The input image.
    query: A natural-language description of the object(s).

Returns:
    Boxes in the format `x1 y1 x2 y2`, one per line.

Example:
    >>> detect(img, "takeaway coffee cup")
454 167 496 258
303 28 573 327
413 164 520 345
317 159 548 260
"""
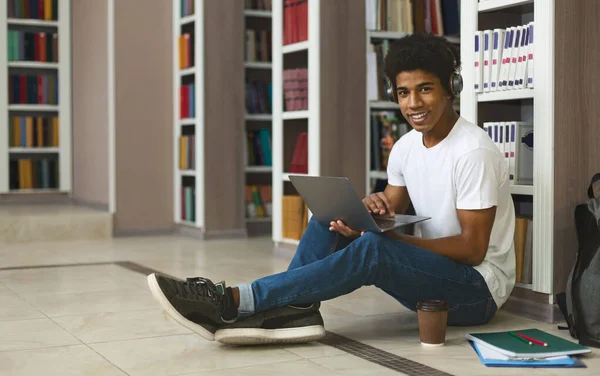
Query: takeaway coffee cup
416 300 448 347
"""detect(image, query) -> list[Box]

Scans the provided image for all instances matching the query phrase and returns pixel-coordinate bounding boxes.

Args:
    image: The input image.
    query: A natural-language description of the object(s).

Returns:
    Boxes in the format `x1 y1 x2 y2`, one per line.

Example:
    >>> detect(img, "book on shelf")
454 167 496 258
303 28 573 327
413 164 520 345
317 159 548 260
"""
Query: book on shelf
180 0 194 17
7 30 58 62
474 22 534 93
366 0 459 37
179 135 195 170
245 29 272 63
289 132 308 174
180 184 195 223
482 121 533 186
9 157 58 190
246 79 272 114
283 68 307 111
283 0 307 45
9 115 59 148
281 195 308 240
8 73 59 105
7 0 59 20
245 129 272 167
514 215 533 284
179 83 195 119
178 33 194 69
245 185 272 219
245 0 272 11
370 111 410 172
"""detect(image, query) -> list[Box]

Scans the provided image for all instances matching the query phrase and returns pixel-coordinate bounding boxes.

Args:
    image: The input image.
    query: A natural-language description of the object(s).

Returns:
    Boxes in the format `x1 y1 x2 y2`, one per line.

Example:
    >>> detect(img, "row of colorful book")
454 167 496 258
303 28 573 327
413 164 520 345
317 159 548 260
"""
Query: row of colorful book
245 185 272 219
366 0 459 37
245 0 272 11
178 135 195 171
180 0 194 18
370 111 410 172
6 31 59 62
474 22 534 92
245 129 272 167
180 185 195 223
178 33 194 70
179 83 195 119
246 79 272 114
283 68 307 112
482 121 533 186
7 0 58 20
8 116 59 148
283 0 307 45
245 29 271 63
8 73 59 105
9 157 58 190
281 195 308 240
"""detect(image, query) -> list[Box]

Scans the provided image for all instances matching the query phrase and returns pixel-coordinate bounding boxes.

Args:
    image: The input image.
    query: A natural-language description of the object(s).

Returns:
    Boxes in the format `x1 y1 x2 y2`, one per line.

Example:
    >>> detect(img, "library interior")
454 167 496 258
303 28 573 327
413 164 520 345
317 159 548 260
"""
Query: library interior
1 0 600 375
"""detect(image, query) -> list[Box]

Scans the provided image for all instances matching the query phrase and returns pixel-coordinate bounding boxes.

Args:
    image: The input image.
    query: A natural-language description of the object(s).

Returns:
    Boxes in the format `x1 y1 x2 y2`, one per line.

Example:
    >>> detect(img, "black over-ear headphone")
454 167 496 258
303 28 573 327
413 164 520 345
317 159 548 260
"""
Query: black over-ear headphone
386 46 463 103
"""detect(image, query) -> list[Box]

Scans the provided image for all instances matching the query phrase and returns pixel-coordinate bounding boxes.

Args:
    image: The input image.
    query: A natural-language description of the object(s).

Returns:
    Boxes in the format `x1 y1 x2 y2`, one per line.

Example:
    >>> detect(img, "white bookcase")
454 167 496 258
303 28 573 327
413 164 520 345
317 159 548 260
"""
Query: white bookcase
173 0 203 228
0 0 71 194
271 0 316 246
461 0 554 294
243 5 273 232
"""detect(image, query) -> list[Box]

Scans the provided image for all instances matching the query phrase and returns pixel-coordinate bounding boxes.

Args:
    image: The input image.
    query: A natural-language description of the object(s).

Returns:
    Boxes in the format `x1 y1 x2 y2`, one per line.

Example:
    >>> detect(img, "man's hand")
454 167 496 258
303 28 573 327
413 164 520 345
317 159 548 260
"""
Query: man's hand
329 220 364 239
362 192 396 217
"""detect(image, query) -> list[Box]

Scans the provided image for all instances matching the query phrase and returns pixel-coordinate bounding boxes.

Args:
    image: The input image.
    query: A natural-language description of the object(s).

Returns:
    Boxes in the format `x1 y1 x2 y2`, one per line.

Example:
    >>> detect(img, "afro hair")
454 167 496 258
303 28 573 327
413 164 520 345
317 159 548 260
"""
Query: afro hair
384 33 461 98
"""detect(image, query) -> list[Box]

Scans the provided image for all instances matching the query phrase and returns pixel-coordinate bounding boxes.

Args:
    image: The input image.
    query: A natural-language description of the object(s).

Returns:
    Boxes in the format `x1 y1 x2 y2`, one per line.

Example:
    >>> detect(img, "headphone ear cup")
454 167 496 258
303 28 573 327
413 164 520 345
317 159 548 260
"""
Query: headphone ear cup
450 71 463 97
386 82 397 103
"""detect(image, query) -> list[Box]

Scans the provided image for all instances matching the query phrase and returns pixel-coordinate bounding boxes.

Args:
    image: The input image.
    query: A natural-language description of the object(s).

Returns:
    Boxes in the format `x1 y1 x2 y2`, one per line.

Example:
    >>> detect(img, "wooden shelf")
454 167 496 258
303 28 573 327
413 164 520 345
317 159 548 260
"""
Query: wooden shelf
180 15 194 25
8 105 59 112
245 114 272 121
282 110 309 120
245 166 272 173
7 18 58 27
244 9 271 18
510 184 534 196
9 147 60 153
282 41 309 54
244 61 272 69
8 61 59 69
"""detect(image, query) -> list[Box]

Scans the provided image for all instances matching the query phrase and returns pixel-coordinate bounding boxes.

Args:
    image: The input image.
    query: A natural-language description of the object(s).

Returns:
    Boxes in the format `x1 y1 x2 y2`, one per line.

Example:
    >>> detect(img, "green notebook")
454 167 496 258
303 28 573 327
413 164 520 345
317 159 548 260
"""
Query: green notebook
466 329 591 359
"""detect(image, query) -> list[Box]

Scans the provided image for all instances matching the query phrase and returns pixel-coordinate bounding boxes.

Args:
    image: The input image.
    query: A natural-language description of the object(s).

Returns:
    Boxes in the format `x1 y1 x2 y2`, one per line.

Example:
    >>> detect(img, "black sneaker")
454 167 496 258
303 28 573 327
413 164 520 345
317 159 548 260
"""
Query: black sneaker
147 273 237 341
214 303 326 345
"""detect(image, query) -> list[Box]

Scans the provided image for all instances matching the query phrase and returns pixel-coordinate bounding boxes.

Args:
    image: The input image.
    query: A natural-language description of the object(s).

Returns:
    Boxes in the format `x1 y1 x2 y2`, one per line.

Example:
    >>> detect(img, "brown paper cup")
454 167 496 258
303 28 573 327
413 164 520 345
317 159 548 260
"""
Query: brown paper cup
417 300 448 347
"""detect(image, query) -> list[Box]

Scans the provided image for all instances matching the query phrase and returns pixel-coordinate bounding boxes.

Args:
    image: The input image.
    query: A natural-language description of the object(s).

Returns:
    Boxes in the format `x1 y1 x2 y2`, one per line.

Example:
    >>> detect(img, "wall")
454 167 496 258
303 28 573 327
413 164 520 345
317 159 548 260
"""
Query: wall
71 0 109 208
113 0 173 233
553 0 600 291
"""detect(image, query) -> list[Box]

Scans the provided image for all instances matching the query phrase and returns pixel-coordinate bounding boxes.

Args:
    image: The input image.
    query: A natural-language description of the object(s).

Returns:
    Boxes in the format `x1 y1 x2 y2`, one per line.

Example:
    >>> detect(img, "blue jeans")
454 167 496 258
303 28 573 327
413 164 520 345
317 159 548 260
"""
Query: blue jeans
237 217 497 326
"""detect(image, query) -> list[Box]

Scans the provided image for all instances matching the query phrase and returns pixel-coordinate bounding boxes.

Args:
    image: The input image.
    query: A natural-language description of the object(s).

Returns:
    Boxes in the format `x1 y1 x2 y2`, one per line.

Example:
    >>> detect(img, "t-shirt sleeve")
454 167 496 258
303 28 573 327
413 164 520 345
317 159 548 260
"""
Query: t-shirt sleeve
386 140 406 187
454 148 501 210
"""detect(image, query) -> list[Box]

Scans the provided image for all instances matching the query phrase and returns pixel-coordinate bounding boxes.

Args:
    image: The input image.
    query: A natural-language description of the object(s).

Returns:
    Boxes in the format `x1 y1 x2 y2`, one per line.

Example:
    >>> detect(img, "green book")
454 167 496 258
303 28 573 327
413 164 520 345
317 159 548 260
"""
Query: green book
466 329 591 359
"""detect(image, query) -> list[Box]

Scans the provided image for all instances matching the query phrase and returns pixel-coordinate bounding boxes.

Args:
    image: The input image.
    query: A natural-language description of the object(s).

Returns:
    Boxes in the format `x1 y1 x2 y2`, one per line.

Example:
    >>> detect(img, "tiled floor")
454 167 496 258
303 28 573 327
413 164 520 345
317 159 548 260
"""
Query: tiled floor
0 234 598 375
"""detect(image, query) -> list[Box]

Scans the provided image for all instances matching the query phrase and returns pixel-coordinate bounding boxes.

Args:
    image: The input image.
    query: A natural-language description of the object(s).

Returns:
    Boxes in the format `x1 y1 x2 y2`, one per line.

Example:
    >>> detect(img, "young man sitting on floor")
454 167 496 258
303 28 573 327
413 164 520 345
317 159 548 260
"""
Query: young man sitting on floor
147 32 516 345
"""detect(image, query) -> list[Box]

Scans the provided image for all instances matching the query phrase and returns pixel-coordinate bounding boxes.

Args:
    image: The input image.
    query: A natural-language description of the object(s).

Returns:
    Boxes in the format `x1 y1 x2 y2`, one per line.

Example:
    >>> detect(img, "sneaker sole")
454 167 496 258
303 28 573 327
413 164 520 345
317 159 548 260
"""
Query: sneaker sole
146 273 215 341
214 325 326 345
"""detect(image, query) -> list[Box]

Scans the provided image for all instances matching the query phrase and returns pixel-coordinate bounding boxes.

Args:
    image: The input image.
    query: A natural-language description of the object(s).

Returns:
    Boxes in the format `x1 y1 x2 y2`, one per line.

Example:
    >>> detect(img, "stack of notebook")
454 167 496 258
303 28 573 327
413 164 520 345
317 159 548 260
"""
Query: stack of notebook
466 328 591 368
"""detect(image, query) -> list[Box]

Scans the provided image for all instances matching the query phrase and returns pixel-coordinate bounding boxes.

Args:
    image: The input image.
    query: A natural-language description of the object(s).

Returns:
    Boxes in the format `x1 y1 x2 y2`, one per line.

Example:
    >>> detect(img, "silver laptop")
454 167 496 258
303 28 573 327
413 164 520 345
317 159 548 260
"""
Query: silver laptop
288 175 430 233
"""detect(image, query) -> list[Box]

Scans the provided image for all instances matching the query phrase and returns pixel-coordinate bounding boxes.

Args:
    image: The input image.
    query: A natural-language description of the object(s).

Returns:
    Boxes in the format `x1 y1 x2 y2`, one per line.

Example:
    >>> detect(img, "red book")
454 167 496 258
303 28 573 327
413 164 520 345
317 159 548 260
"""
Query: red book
20 75 27 104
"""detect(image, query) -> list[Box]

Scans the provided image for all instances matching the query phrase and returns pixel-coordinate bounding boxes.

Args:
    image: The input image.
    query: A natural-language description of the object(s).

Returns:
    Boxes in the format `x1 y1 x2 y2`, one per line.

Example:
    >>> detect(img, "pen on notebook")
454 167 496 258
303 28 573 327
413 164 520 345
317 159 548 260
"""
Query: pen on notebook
509 331 532 345
517 333 549 347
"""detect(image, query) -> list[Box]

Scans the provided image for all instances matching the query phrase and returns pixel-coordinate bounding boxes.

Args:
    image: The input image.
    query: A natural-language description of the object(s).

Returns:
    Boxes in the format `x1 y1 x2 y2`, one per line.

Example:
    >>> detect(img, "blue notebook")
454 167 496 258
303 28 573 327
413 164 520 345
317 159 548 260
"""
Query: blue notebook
470 342 587 368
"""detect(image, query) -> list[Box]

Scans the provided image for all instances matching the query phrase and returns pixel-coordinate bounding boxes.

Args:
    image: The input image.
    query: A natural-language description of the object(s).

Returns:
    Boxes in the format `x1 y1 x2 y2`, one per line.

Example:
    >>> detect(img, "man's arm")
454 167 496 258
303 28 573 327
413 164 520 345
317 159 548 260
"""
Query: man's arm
388 206 496 266
384 184 411 215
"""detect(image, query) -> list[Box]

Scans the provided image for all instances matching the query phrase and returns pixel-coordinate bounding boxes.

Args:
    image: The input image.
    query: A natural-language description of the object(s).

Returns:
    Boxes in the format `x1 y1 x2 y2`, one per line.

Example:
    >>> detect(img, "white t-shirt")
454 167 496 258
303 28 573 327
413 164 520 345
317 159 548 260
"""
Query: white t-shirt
387 116 516 309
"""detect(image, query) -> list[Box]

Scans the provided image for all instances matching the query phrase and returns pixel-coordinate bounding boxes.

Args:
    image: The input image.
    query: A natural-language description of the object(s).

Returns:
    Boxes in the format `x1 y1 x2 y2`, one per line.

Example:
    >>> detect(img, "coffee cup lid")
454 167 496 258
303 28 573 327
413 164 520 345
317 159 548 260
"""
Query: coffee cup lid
417 300 448 312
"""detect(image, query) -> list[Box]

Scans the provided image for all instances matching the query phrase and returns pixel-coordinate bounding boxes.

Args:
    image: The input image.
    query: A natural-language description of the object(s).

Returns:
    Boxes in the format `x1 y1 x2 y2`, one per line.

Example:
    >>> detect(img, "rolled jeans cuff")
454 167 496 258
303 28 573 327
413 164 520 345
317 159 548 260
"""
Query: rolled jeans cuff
236 283 255 318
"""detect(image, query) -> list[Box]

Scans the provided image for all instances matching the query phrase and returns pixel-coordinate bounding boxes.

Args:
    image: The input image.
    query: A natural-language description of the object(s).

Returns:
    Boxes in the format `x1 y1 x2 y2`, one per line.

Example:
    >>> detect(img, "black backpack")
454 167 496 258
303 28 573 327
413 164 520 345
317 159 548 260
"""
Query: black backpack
556 173 600 348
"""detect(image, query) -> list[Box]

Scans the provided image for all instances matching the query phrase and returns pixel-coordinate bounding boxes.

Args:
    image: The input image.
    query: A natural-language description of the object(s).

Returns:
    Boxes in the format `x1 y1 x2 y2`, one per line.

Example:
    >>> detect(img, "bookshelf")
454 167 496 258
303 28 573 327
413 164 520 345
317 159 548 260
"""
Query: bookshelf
364 0 461 195
271 0 367 246
0 0 71 195
173 0 246 237
243 1 273 234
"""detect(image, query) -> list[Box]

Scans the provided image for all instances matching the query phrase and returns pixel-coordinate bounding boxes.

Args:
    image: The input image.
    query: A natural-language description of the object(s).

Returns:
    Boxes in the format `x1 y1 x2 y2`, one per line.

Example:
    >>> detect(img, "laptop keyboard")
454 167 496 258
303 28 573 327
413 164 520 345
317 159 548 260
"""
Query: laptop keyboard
374 217 396 230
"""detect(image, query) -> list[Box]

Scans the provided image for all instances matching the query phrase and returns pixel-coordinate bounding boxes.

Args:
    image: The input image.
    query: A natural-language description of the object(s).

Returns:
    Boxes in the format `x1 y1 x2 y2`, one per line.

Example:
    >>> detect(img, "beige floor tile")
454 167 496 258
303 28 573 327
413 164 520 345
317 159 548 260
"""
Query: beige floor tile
21 287 159 317
0 345 128 376
90 334 303 375
187 359 342 376
283 341 347 359
52 308 192 344
0 282 12 295
0 264 147 295
0 318 81 352
311 354 407 376
0 294 45 322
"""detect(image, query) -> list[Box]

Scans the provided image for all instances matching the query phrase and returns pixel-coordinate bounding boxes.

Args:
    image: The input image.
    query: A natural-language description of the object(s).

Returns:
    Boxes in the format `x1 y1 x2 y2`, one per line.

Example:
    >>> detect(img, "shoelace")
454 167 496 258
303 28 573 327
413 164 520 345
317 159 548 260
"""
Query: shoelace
181 277 235 320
